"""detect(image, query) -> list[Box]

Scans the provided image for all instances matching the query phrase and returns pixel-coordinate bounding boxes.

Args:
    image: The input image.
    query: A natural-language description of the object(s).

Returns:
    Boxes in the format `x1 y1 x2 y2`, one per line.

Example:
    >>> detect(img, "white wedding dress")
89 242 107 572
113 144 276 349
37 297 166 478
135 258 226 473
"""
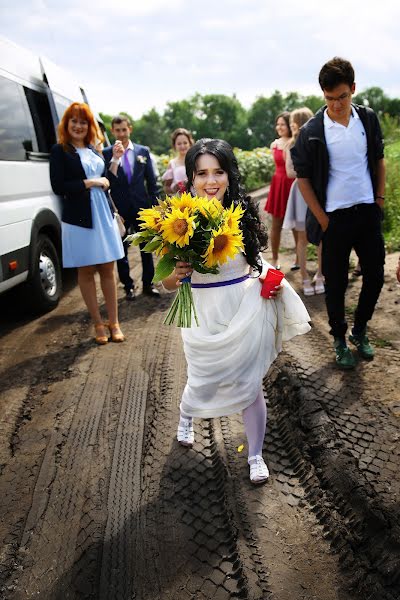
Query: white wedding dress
180 252 311 418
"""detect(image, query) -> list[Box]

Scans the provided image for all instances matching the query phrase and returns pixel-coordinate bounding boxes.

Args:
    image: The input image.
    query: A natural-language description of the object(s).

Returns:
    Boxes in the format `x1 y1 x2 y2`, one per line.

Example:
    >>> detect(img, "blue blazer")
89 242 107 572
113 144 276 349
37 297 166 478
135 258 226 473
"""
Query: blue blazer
50 143 113 229
103 143 160 221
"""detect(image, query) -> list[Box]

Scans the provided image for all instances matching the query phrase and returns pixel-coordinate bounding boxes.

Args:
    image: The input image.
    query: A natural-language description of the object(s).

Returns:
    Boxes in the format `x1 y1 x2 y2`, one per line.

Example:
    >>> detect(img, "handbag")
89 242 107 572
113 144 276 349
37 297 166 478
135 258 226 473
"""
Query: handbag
108 192 126 237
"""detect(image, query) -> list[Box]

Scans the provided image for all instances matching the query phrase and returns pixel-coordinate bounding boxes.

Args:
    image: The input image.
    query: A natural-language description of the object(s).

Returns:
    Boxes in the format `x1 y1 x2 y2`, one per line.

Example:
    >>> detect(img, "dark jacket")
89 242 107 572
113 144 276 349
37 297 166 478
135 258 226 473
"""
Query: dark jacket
50 143 113 229
103 143 160 222
291 104 384 244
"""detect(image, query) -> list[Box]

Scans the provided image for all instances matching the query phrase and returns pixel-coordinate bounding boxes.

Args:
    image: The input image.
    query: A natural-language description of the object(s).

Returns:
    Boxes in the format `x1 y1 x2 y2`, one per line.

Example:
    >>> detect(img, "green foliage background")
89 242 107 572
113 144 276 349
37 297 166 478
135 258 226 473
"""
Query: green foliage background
100 86 400 154
155 147 274 194
99 86 400 245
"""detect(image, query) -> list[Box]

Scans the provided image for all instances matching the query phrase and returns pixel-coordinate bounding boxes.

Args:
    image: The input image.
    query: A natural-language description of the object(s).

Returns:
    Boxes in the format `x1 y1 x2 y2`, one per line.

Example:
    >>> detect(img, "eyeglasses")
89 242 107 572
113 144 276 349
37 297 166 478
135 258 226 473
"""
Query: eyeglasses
324 92 352 104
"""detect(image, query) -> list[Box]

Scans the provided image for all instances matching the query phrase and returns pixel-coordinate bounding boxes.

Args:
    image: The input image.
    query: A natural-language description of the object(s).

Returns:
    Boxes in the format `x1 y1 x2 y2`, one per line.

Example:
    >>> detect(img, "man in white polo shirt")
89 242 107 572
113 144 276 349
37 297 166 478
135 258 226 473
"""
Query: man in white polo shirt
291 57 385 369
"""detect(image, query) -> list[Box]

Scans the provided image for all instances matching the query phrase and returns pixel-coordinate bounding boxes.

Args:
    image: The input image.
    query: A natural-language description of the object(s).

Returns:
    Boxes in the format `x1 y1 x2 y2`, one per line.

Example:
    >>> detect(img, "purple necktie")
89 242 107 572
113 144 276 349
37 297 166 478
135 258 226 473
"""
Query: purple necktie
123 150 132 184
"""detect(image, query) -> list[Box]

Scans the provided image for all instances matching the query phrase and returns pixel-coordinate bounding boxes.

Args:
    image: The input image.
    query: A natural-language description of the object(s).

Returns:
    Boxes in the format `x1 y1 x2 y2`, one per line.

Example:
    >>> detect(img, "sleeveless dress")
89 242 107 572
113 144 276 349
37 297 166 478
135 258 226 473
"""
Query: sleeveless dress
161 158 187 193
264 147 295 219
282 180 307 231
180 253 311 418
61 148 124 268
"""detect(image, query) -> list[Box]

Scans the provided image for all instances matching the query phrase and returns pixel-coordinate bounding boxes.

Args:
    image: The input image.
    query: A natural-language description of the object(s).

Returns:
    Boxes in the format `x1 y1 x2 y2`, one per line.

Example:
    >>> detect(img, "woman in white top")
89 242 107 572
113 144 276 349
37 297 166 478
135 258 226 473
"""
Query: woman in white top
283 108 324 296
162 128 194 195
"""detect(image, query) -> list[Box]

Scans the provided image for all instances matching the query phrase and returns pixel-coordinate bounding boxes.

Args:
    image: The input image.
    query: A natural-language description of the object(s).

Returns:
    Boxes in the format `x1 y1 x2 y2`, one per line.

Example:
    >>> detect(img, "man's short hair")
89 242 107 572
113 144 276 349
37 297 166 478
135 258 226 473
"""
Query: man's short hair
111 114 132 127
318 57 355 91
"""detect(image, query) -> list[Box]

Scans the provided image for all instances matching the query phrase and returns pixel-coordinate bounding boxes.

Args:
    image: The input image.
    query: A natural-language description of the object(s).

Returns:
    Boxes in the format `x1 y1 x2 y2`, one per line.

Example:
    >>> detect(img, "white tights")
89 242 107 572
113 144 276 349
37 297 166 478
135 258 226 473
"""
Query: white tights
179 388 267 458
242 388 267 457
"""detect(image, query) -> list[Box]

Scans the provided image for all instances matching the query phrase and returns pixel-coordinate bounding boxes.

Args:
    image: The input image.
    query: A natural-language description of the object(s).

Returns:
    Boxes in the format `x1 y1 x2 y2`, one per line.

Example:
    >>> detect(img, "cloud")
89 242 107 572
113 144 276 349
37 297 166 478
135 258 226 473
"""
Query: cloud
1 0 399 122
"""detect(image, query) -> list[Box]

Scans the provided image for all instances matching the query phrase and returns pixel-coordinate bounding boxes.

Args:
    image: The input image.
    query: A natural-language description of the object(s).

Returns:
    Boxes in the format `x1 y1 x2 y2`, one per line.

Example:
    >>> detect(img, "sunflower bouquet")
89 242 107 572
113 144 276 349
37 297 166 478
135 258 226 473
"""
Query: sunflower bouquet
126 192 245 327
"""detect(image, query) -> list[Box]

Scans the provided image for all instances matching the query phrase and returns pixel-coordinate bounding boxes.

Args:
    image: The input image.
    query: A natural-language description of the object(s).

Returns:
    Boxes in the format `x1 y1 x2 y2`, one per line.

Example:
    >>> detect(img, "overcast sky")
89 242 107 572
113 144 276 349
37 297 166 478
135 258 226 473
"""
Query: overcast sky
1 0 399 119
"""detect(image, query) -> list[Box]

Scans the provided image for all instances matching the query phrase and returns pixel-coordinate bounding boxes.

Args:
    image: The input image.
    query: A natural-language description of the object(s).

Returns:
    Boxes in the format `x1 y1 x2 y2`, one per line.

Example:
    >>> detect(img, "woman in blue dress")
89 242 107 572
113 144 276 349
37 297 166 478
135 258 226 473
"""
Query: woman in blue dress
50 102 125 344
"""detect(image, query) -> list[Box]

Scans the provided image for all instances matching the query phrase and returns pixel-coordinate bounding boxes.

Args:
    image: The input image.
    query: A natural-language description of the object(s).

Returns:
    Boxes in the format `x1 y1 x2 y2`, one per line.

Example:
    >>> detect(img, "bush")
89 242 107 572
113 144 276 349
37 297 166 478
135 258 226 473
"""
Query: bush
384 141 400 251
234 147 274 191
154 147 274 195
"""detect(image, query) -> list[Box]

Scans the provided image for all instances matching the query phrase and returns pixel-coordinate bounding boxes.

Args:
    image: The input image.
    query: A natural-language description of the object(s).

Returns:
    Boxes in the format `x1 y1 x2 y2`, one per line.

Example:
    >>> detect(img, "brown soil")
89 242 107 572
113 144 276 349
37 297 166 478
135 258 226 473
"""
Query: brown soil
0 201 398 599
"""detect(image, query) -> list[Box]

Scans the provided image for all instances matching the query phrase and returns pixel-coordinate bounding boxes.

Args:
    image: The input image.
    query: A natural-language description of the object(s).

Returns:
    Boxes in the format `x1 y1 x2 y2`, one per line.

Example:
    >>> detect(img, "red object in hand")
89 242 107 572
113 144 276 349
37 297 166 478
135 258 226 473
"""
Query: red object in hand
177 181 187 193
260 268 285 299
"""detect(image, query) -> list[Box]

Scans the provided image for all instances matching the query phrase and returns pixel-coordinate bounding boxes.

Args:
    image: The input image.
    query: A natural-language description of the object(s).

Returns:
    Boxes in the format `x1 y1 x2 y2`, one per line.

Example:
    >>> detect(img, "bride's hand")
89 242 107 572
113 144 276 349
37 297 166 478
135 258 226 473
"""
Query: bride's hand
269 284 283 298
175 261 193 284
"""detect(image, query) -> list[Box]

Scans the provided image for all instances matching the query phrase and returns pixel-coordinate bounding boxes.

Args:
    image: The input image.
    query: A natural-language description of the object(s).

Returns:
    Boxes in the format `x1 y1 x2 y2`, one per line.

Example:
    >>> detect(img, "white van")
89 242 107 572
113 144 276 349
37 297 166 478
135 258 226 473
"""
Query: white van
0 36 107 312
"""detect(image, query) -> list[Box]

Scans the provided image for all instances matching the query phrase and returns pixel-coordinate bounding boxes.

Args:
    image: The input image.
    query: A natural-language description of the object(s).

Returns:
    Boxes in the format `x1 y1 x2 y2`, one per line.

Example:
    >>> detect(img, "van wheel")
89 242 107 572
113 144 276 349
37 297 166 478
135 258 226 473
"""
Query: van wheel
28 234 62 312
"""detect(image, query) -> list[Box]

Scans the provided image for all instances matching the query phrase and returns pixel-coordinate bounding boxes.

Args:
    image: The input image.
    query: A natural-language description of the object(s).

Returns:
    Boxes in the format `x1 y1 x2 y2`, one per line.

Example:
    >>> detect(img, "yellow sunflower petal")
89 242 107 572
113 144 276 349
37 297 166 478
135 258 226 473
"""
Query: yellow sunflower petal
202 224 244 268
170 192 197 213
161 207 195 247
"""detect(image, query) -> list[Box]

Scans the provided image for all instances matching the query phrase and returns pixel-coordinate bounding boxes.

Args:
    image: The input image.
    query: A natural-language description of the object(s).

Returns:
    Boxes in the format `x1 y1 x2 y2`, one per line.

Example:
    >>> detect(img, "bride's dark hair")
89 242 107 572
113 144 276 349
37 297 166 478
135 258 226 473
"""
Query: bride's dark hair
185 138 268 273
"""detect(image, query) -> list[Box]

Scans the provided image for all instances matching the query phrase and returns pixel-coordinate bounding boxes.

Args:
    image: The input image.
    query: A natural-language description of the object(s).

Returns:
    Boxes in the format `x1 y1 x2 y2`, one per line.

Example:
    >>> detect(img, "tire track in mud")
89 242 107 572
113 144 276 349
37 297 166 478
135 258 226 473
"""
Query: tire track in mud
219 401 353 600
269 322 400 600
2 273 392 599
9 353 116 598
128 321 251 599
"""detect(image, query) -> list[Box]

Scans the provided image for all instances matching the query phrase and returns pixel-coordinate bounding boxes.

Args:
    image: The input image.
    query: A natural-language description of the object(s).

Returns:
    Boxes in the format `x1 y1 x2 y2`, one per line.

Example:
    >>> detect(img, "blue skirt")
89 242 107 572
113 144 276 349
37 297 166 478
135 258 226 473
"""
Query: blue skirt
62 187 124 268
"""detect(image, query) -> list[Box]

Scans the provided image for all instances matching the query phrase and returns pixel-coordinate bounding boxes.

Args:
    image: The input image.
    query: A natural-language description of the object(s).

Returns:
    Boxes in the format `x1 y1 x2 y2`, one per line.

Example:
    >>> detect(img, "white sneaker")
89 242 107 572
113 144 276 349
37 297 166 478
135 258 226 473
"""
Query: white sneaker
177 418 194 447
303 279 315 296
248 455 269 484
313 274 325 294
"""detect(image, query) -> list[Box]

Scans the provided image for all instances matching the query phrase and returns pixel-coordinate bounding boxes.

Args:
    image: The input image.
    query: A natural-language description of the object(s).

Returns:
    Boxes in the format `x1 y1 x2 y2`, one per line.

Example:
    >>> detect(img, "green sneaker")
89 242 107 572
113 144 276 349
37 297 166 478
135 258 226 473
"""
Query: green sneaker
334 338 356 369
349 332 374 360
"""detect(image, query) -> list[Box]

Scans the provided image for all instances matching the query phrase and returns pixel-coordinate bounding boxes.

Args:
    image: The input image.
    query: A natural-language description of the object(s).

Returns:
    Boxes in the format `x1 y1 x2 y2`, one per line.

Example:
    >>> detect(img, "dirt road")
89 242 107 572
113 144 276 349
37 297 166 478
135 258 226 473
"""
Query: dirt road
0 230 399 599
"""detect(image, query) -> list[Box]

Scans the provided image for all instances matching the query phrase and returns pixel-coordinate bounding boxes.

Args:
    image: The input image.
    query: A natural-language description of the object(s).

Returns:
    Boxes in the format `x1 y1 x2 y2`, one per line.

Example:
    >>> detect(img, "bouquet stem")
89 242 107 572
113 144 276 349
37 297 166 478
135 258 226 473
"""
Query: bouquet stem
163 278 199 328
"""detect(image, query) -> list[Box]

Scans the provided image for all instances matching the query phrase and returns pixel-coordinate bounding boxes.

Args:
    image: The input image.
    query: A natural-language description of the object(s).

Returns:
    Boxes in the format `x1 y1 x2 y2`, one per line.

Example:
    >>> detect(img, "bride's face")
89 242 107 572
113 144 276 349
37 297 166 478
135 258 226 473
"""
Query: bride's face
193 154 228 201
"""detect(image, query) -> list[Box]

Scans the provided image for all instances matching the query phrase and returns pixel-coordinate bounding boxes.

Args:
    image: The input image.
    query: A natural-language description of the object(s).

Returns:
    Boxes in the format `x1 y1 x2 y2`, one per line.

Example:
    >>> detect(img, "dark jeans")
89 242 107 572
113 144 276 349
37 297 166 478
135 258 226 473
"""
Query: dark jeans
117 217 155 291
322 203 385 339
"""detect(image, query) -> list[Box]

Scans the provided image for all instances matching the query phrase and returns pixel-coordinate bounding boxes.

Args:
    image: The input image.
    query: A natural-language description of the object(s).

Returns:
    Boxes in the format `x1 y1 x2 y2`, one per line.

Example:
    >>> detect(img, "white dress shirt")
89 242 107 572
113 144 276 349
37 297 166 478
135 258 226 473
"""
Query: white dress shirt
324 106 374 212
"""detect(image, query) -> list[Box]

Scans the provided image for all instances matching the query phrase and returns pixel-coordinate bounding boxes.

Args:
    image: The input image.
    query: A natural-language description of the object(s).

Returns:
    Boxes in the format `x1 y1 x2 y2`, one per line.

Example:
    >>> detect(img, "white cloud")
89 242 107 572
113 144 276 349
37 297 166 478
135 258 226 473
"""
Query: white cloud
1 0 400 122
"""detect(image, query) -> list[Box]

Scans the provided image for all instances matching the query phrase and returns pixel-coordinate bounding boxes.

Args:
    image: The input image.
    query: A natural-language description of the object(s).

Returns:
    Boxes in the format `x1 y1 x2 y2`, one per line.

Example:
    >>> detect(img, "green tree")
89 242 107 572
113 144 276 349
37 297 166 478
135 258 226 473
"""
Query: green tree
99 112 113 144
164 94 203 140
247 91 285 148
196 94 249 148
303 95 324 114
353 87 389 114
133 108 169 154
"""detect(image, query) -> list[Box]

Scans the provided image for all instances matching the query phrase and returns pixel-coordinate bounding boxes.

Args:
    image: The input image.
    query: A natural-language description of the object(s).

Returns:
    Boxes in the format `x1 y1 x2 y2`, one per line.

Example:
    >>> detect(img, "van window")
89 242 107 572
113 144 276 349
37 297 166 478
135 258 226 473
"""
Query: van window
0 75 38 161
25 87 56 153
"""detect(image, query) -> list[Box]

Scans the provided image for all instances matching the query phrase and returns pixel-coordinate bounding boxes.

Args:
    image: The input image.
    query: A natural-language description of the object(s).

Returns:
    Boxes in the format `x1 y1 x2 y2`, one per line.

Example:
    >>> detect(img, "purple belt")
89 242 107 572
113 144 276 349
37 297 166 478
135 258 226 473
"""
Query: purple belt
191 274 250 288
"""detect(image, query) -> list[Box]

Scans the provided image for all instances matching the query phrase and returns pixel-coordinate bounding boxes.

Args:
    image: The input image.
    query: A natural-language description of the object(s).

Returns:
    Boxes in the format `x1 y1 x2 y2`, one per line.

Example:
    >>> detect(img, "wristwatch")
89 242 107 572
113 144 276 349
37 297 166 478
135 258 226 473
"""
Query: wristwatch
110 156 120 165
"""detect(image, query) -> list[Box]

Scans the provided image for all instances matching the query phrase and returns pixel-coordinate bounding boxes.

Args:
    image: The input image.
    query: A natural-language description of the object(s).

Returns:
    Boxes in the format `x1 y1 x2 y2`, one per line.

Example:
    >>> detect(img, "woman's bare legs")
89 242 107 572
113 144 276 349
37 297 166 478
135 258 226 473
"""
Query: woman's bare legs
77 265 102 324
270 216 284 266
97 261 118 324
297 230 309 282
292 229 299 265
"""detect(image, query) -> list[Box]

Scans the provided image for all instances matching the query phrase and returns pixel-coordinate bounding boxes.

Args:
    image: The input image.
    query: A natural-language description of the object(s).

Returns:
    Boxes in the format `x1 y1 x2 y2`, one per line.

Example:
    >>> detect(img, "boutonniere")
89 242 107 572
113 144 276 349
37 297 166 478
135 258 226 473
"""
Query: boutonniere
137 155 147 164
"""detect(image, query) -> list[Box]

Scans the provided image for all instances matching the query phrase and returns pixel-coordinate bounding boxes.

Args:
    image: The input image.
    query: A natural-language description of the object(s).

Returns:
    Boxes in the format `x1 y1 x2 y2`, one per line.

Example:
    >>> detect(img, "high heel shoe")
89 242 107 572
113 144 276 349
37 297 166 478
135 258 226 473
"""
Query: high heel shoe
107 322 125 343
94 323 108 345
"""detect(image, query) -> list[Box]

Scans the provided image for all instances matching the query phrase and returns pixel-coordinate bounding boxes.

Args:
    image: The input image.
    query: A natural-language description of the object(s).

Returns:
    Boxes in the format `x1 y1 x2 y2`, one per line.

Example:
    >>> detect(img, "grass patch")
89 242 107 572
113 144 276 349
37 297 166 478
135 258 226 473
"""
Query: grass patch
372 337 393 348
345 304 357 317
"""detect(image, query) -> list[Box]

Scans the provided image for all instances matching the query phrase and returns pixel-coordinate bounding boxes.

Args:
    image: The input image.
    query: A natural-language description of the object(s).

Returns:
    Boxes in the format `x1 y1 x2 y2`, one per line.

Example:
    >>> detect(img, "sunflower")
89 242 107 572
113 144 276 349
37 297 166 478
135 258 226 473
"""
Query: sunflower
161 207 196 247
170 192 198 213
202 224 244 268
224 203 245 231
196 197 224 220
137 207 163 231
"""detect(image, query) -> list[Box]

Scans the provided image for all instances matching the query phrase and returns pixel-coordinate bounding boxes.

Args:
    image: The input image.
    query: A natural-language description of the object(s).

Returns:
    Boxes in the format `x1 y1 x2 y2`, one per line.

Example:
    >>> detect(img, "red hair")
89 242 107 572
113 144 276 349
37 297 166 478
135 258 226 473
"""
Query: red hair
58 102 104 148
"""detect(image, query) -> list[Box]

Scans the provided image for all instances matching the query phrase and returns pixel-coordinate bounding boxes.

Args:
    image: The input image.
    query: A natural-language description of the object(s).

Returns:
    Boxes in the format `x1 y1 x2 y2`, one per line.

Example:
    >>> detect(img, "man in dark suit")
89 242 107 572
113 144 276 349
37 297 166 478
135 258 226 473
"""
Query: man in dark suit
103 115 160 299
